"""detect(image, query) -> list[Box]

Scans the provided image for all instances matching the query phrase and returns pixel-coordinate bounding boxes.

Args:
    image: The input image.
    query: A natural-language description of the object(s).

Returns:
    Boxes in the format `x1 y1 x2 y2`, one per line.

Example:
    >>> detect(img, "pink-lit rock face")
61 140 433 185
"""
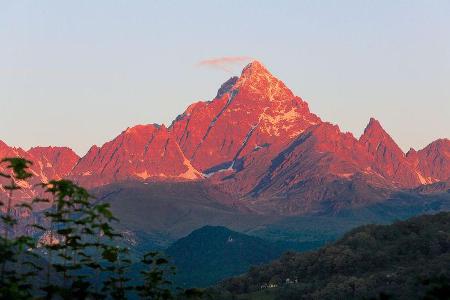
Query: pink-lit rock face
410 139 450 183
70 124 202 188
170 61 321 172
0 142 80 202
28 146 80 179
359 118 422 187
0 60 448 213
213 122 389 212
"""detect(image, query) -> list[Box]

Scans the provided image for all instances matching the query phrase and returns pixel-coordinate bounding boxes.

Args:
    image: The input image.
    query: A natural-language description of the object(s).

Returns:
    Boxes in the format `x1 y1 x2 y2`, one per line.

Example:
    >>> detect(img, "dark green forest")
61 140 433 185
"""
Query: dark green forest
212 212 450 299
166 225 322 288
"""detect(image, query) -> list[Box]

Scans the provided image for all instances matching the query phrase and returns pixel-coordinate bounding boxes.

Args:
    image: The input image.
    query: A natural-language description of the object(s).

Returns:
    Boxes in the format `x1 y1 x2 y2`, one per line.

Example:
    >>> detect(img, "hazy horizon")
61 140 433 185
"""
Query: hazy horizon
1 1 449 155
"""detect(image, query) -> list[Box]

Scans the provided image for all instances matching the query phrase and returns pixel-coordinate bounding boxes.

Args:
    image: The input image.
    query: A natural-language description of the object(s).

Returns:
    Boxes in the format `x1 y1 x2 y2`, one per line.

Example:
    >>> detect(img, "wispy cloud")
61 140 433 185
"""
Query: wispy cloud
197 56 252 72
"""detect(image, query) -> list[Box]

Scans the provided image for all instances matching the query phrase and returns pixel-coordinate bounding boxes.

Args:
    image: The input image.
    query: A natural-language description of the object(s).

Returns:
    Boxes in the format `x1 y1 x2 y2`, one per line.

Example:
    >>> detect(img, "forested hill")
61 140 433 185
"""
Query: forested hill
212 212 450 300
165 226 318 288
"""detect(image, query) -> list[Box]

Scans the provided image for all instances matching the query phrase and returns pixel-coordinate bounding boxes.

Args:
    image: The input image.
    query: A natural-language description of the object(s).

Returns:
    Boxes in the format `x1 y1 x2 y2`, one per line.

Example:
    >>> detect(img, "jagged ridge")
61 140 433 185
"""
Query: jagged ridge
1 61 448 214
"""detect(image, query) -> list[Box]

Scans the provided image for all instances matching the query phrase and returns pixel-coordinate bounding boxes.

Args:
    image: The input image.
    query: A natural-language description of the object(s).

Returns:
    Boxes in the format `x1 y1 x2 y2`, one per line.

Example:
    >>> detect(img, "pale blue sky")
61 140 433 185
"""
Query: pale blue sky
1 1 449 155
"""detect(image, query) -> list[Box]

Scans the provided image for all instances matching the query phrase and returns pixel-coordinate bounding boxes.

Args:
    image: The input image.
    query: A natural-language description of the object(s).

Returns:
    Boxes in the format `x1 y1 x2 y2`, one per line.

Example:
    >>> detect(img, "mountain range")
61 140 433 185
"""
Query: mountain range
1 61 449 215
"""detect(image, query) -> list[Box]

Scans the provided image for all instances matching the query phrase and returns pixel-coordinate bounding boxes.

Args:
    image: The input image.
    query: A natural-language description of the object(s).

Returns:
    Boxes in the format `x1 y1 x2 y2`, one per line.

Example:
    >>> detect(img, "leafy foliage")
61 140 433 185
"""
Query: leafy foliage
136 252 175 299
0 158 38 299
0 157 206 300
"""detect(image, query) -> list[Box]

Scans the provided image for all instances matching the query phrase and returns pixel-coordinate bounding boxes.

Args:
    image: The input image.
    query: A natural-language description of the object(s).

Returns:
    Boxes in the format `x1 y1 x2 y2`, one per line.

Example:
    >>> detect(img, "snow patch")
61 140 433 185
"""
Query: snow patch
336 173 354 179
259 108 301 136
416 171 436 185
178 157 203 179
135 171 150 180
288 129 304 138
416 171 428 184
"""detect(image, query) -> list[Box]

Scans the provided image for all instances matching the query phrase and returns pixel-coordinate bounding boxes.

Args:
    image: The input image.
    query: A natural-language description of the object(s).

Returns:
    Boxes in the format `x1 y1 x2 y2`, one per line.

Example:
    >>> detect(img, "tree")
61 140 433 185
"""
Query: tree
0 157 205 299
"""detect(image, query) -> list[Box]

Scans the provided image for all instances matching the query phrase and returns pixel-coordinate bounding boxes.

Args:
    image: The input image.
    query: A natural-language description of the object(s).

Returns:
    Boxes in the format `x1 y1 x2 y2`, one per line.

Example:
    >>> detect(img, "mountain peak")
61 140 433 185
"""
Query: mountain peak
233 60 295 104
418 138 450 160
28 145 78 154
361 117 393 143
360 117 400 148
406 147 417 157
170 58 321 171
241 60 268 74
124 124 161 136
358 117 420 185
0 140 10 151
27 146 80 178
428 138 450 147
414 138 450 182
364 117 383 132
238 60 273 83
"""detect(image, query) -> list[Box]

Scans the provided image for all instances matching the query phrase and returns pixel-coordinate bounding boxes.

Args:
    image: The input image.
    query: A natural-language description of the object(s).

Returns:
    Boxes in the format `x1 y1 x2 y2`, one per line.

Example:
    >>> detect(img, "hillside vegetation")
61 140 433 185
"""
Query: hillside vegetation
213 212 450 300
165 226 320 288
